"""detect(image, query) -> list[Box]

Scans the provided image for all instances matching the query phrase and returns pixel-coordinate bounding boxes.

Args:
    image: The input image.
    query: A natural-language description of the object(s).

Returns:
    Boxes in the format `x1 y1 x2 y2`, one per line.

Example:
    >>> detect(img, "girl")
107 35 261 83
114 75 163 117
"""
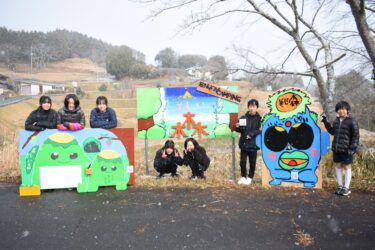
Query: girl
25 95 58 131
153 140 183 178
90 96 117 129
182 138 210 179
57 94 85 130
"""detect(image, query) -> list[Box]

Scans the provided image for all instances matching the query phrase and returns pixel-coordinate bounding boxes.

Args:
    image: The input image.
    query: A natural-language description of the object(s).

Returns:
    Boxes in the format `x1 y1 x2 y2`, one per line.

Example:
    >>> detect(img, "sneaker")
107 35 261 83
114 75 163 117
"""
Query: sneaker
335 186 343 195
171 173 179 178
190 175 197 180
244 178 252 185
156 174 163 179
341 187 351 196
238 177 247 185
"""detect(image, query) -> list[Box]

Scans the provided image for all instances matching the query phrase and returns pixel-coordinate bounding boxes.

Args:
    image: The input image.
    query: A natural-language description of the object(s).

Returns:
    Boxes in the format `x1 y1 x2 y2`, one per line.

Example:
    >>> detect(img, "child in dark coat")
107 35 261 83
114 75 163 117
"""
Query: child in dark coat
153 140 183 178
25 95 58 131
90 96 117 129
182 138 210 179
322 101 359 196
235 99 262 185
57 94 85 130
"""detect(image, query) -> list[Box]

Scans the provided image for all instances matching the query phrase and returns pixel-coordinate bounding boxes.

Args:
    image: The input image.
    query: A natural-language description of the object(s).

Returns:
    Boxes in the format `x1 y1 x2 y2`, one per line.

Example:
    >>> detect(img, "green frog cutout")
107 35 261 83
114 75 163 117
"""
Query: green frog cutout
77 149 130 192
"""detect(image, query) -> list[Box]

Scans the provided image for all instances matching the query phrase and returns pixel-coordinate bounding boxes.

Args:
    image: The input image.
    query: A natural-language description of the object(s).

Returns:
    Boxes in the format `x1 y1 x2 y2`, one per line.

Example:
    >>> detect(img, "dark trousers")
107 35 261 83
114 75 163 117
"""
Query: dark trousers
240 150 257 178
157 163 177 176
189 162 204 177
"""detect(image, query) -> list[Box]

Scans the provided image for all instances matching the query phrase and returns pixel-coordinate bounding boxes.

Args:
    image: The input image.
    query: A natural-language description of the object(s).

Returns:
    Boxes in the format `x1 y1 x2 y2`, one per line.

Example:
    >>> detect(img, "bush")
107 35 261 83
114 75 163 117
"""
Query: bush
98 84 107 92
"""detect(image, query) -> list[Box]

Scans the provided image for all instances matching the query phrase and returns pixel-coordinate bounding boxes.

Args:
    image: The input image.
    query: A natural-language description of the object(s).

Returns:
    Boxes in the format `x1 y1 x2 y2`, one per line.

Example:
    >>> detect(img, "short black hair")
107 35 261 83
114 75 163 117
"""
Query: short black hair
164 140 175 149
64 94 80 109
39 95 52 105
335 101 351 112
96 96 108 105
247 99 259 108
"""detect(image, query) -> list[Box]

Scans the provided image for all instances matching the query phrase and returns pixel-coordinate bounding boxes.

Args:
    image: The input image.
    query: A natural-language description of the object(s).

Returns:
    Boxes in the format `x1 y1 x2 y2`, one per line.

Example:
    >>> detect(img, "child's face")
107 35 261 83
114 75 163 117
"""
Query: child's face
68 98 75 111
165 148 174 155
41 102 51 111
337 108 348 118
248 104 258 114
186 141 195 152
97 101 107 112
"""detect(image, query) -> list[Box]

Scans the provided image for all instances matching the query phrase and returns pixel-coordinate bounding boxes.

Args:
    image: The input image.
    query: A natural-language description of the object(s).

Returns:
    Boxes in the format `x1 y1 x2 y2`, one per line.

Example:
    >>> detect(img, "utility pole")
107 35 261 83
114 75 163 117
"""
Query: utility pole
30 46 33 74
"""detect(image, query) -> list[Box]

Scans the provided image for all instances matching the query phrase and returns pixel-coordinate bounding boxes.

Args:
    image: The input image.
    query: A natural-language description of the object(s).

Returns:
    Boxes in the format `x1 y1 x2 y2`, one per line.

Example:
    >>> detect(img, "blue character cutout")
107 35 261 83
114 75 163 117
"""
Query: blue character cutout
256 88 330 188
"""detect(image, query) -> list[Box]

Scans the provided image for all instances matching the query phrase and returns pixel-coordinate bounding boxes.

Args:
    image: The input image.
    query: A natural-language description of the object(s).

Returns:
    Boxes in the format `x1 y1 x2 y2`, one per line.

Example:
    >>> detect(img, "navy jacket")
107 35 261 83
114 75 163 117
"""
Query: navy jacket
90 107 117 129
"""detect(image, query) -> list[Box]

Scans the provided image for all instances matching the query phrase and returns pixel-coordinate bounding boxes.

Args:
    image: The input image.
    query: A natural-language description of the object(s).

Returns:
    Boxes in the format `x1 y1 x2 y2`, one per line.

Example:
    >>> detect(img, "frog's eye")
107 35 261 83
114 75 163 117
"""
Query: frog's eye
111 165 117 171
51 152 59 160
70 152 78 159
101 166 107 171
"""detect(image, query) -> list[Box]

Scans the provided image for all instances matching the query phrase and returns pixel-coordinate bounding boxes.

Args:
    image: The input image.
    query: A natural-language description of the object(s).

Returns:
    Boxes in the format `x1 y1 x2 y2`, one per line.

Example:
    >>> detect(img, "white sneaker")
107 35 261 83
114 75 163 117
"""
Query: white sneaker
244 178 252 185
238 177 247 185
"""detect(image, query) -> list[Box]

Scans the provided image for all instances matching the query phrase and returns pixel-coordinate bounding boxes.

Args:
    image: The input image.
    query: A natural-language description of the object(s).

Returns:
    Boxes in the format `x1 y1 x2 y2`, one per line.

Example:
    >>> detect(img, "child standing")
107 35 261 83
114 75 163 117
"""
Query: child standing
322 101 359 196
90 96 117 129
235 99 262 185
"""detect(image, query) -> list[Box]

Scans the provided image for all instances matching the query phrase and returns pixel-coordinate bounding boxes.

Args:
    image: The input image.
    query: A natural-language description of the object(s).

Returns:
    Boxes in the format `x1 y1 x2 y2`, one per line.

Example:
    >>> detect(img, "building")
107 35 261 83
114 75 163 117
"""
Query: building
17 79 67 96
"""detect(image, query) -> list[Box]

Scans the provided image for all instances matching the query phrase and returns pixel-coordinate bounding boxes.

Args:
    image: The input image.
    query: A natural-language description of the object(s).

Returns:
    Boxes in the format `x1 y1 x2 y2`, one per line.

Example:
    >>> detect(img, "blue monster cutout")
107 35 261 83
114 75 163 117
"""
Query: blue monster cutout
256 88 330 188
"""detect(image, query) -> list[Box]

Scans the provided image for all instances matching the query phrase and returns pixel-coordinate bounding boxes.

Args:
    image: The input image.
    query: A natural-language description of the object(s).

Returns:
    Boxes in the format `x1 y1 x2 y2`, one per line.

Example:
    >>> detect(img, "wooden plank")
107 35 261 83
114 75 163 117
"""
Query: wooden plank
197 81 242 104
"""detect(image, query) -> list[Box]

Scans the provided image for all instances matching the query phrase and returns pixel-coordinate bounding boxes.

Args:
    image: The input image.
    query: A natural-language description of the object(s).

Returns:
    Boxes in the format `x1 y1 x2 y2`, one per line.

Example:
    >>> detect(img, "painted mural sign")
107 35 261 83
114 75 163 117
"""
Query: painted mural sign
256 88 330 188
137 86 239 139
19 128 135 196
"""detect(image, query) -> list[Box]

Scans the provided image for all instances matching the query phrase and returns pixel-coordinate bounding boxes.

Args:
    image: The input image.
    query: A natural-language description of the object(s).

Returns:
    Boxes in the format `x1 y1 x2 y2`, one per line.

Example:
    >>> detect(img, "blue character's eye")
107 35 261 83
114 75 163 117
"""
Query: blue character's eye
70 152 78 159
111 165 117 171
101 166 107 171
289 123 313 150
265 126 288 152
51 152 59 160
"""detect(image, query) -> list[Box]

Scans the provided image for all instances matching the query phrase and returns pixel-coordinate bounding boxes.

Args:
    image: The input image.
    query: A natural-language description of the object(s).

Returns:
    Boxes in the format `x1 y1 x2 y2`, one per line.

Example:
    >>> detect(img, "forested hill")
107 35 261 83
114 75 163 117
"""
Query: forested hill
0 27 145 66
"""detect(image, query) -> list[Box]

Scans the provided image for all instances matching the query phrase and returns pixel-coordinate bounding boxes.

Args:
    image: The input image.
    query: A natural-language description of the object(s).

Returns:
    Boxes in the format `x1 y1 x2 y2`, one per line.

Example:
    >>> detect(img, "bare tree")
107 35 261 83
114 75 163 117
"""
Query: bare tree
139 0 348 120
346 0 375 86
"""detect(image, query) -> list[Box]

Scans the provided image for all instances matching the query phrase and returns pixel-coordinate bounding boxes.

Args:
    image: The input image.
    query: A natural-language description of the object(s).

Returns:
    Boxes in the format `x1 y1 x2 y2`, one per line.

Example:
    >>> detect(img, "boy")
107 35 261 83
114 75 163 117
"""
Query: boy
322 101 359 196
235 99 262 185
90 96 117 129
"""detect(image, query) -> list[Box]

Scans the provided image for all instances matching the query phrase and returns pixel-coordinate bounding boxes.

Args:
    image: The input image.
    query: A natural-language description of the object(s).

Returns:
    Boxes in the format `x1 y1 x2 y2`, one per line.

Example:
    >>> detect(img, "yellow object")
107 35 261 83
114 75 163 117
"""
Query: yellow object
49 133 75 144
98 150 120 160
182 91 193 99
19 185 41 196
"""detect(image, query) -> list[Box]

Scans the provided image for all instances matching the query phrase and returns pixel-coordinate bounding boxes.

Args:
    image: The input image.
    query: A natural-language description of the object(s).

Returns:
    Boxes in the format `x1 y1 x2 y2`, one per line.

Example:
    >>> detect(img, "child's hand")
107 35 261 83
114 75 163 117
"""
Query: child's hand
174 149 179 157
162 150 167 158
321 114 327 122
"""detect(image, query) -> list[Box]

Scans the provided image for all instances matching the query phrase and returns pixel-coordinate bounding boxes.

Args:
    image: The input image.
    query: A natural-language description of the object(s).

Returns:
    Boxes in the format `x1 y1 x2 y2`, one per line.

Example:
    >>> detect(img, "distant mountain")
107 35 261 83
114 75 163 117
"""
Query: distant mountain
0 27 145 67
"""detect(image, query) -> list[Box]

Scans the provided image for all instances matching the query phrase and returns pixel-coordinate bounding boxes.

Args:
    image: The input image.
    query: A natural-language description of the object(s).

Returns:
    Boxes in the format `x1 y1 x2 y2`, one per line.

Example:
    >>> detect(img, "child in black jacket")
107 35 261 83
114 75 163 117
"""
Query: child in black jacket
322 101 360 196
182 138 210 179
25 96 58 131
235 99 262 185
153 140 183 178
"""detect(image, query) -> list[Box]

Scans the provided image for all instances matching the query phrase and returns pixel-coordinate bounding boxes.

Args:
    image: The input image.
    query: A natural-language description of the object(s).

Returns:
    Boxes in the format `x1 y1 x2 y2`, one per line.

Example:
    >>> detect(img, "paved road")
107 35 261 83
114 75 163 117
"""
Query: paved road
1 183 374 249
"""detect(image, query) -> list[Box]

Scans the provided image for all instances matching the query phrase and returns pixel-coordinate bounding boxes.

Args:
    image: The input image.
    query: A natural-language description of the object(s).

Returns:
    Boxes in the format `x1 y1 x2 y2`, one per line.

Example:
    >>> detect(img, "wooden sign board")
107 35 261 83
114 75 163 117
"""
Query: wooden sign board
197 81 242 104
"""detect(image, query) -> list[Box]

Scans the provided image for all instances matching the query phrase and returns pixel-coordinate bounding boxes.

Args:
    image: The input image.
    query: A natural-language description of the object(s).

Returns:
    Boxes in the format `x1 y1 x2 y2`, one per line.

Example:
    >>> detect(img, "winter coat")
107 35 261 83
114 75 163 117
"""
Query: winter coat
323 115 360 154
25 107 58 131
90 107 117 129
57 106 85 125
235 112 262 151
182 146 211 171
153 148 183 171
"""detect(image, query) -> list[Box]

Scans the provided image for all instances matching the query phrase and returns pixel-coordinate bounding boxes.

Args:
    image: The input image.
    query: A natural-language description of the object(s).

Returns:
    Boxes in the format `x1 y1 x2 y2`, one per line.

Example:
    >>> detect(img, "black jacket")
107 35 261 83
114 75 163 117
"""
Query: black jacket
25 107 58 131
153 148 183 171
183 146 211 171
57 106 86 125
235 112 262 151
323 115 360 153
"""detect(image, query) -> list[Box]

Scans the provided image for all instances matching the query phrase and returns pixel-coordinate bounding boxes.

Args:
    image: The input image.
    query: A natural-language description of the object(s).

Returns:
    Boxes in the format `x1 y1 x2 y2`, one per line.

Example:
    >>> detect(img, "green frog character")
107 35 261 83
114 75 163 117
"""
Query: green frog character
26 133 90 191
77 150 130 192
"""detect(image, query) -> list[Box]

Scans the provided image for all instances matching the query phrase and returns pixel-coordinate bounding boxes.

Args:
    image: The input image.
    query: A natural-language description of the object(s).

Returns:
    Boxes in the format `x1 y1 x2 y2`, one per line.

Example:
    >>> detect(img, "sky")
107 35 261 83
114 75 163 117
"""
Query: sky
0 0 365 78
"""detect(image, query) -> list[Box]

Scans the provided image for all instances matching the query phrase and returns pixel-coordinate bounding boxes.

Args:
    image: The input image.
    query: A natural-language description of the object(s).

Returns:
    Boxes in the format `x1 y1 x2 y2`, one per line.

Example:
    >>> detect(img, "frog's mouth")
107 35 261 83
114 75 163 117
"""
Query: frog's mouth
278 152 309 170
39 165 82 190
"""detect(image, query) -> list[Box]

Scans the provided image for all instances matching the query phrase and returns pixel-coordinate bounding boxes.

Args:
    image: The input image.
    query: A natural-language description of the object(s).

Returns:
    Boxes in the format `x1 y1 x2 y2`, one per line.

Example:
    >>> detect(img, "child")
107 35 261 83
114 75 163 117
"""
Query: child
57 94 85 130
182 138 210 179
90 96 117 129
235 99 262 185
25 95 58 131
322 101 359 196
153 140 182 178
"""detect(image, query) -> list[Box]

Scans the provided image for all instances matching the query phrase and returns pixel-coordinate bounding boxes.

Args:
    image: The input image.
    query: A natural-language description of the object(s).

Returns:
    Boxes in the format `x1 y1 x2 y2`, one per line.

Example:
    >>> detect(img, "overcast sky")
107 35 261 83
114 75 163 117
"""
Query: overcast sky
0 0 365 78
